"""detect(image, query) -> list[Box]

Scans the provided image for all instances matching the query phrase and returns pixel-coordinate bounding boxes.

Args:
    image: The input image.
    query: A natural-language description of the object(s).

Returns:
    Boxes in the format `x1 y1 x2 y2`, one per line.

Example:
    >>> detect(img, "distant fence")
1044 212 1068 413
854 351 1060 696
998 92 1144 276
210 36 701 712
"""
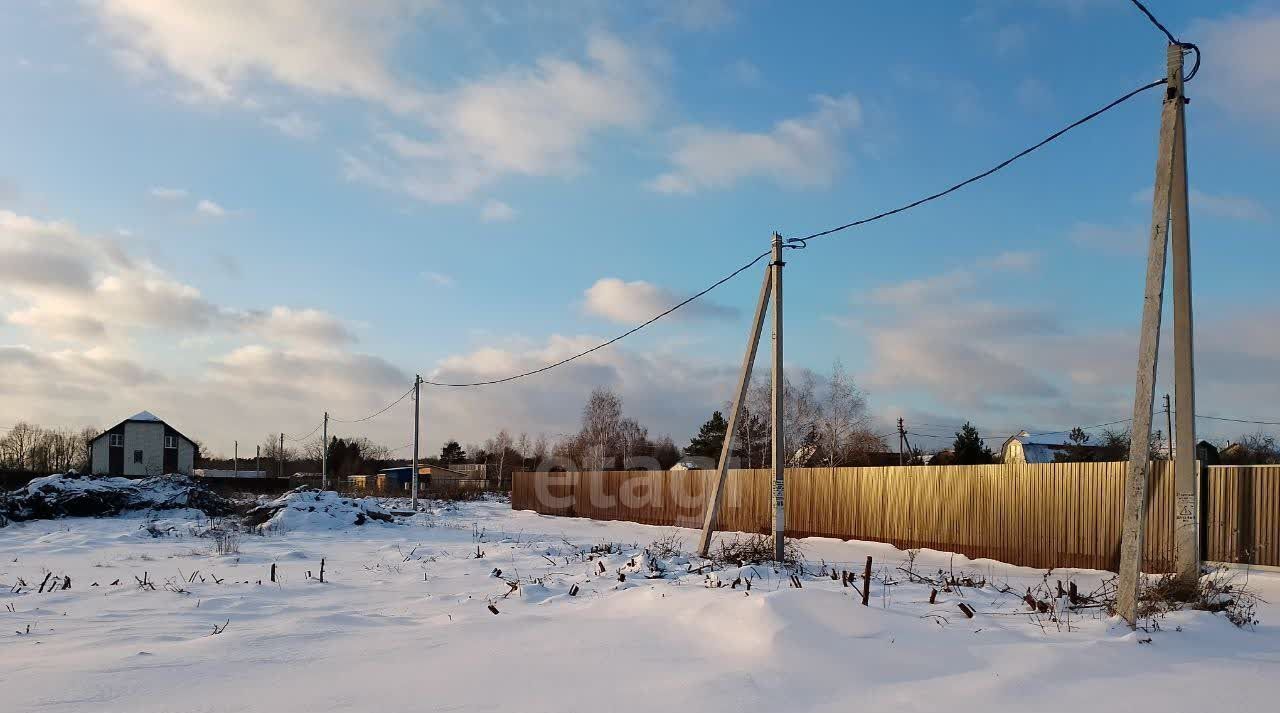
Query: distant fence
513 463 1280 571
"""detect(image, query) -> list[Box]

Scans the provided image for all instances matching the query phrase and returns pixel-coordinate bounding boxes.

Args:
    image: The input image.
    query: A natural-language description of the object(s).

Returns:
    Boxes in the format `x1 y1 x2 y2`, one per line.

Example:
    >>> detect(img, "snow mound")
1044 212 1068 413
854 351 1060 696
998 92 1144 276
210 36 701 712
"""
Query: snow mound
1 473 234 525
244 488 396 532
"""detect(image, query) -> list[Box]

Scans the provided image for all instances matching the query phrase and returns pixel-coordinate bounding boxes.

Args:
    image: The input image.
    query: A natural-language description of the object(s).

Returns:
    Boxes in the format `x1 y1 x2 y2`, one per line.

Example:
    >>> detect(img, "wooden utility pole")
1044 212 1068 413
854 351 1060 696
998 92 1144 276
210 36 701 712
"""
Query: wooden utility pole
697 265 772 556
279 433 285 478
321 412 329 491
255 445 261 478
411 375 422 511
233 440 238 477
1163 394 1174 459
769 232 786 562
1117 42 1187 626
1169 43 1199 585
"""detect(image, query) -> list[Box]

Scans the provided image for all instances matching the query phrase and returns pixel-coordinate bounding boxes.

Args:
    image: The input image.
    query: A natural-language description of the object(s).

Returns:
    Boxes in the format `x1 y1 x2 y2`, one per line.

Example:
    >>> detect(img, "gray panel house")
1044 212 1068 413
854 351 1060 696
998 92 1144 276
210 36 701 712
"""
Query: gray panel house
89 411 196 476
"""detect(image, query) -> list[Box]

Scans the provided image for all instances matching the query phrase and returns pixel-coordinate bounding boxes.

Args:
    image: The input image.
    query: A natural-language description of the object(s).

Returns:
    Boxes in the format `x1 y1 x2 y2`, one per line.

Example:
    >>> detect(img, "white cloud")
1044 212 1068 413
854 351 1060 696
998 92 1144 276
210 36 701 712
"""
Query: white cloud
149 186 188 200
347 33 661 203
481 199 515 222
196 199 229 218
583 278 737 324
424 334 734 445
1129 187 1269 222
242 306 356 346
1192 9 1280 132
264 112 321 140
649 94 862 194
423 271 455 287
92 0 430 112
868 251 1036 305
0 209 226 340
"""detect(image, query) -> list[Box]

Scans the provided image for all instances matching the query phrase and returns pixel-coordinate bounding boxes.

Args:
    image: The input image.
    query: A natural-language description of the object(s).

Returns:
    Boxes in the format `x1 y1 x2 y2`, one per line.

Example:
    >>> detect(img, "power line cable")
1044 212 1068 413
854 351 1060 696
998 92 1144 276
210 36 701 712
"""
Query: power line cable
422 250 772 387
283 422 323 442
1126 1 1200 81
786 79 1168 247
422 79 1169 389
1127 0 1178 44
329 384 416 424
1196 414 1280 427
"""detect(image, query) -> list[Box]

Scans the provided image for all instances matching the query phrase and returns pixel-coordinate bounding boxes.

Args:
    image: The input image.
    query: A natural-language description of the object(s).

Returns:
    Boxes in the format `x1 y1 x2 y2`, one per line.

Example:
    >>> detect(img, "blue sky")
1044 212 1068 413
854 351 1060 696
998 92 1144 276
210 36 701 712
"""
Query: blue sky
2 1 1278 456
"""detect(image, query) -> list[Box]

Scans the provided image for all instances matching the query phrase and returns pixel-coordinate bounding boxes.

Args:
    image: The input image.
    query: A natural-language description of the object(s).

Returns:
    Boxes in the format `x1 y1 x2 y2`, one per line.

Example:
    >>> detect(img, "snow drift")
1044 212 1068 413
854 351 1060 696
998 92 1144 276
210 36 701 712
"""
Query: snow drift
243 488 395 532
1 473 234 526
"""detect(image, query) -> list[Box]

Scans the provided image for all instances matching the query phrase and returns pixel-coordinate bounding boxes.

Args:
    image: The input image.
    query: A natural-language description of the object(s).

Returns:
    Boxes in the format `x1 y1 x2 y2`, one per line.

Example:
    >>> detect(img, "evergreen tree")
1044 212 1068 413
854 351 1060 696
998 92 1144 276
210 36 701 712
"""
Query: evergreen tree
686 411 728 460
952 422 993 465
440 440 466 465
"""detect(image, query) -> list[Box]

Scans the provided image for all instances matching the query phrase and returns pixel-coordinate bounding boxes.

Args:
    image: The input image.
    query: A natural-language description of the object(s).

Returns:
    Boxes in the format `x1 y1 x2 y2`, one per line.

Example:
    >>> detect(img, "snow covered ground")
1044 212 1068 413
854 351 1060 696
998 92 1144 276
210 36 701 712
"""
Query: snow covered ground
2 497 1277 713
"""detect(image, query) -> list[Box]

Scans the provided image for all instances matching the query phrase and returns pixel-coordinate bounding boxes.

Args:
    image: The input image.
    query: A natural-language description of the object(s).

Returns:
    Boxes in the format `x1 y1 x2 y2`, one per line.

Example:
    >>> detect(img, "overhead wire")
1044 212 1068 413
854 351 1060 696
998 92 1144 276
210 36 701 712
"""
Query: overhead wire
421 250 773 387
329 384 417 424
283 422 323 443
418 78 1170 389
784 79 1168 247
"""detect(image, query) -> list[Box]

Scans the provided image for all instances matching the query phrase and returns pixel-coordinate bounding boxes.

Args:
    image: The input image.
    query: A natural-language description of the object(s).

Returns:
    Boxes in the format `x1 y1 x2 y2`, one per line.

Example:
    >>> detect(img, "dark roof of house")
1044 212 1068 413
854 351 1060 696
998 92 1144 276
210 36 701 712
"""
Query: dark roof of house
90 411 195 446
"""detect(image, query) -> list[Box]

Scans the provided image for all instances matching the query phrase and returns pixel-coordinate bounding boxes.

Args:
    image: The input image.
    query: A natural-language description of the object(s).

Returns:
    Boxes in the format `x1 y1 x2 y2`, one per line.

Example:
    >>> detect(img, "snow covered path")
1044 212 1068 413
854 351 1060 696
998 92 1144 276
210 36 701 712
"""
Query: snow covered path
2 499 1277 713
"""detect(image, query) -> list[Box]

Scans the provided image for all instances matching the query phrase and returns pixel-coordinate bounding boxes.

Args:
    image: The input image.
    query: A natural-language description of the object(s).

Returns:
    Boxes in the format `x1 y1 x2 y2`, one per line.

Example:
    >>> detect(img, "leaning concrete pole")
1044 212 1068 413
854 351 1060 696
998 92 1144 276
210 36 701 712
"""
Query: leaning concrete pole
697 265 772 557
1168 50 1200 585
769 233 786 563
1117 43 1182 627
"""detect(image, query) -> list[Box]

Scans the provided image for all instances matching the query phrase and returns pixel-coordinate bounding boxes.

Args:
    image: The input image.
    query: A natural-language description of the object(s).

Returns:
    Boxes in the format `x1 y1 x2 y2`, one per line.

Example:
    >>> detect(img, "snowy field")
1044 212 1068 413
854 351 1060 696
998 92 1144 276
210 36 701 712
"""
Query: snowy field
2 494 1278 713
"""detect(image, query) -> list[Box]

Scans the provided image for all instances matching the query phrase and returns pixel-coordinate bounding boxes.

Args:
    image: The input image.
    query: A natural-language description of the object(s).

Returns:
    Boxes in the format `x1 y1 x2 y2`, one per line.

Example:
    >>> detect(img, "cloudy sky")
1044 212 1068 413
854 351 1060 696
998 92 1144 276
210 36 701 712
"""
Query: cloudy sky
2 1 1277 457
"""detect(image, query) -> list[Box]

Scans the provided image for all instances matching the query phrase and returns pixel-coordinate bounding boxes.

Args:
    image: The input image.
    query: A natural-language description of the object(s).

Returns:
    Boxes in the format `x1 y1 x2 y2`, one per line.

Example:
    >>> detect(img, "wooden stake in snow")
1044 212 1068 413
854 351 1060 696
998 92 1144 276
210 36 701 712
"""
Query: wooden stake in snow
319 558 325 583
861 557 872 607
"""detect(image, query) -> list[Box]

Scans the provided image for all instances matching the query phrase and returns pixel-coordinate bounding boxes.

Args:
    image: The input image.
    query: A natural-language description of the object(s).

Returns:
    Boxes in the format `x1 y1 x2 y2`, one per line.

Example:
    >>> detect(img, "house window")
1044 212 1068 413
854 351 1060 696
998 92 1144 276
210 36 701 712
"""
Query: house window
109 434 123 447
133 450 144 464
164 436 178 449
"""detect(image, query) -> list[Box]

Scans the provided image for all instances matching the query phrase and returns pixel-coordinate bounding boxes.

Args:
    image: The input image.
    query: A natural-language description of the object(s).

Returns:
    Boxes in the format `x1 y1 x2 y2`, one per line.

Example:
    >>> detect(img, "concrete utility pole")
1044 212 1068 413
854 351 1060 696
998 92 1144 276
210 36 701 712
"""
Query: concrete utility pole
411 375 422 511
233 440 238 477
898 418 906 466
1118 42 1193 626
321 412 329 491
697 262 772 556
1164 394 1174 459
769 232 786 562
1168 53 1199 585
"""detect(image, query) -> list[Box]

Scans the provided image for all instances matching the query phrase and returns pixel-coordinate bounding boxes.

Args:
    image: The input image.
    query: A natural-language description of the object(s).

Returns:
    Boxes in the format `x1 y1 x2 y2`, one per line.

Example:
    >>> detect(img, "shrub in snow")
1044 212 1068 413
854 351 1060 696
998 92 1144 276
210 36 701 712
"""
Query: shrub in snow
1 473 234 525
243 487 396 532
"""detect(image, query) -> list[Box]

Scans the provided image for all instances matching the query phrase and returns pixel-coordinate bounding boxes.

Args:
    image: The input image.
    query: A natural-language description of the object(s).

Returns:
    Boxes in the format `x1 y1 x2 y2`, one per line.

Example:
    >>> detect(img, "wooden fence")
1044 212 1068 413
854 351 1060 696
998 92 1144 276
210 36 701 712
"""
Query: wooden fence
1204 465 1280 567
513 462 1279 571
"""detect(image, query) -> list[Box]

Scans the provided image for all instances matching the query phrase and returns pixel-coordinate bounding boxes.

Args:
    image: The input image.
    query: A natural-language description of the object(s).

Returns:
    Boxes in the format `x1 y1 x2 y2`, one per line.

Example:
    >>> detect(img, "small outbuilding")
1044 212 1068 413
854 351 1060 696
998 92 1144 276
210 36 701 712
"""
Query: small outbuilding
89 411 196 477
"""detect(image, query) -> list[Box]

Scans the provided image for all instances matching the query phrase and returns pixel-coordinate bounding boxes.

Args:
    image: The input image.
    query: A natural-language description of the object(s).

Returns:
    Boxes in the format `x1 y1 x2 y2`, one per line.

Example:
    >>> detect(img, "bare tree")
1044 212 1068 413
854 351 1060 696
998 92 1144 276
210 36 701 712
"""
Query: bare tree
815 359 872 466
0 422 38 470
485 429 515 482
579 387 623 471
531 434 549 467
618 417 651 466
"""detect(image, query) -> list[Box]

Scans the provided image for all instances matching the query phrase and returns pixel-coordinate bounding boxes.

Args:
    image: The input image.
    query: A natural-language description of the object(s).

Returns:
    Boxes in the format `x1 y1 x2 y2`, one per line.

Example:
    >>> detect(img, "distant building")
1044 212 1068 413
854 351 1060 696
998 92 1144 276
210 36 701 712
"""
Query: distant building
89 411 196 476
350 465 490 492
1000 431 1107 464
194 469 269 479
